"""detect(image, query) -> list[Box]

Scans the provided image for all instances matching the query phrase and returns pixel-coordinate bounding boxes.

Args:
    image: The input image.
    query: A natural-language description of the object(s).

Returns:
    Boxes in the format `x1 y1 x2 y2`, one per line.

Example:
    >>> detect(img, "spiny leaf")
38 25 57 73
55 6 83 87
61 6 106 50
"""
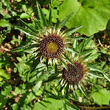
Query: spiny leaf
78 85 87 97
15 26 37 36
88 72 103 78
103 73 110 82
59 57 68 70
12 42 32 52
19 19 38 33
65 99 80 110
63 53 74 65
89 66 104 73
34 18 43 29
65 26 83 36
80 49 94 56
30 57 40 73
36 1 47 27
55 64 57 74
49 8 52 26
58 11 74 29
27 57 40 82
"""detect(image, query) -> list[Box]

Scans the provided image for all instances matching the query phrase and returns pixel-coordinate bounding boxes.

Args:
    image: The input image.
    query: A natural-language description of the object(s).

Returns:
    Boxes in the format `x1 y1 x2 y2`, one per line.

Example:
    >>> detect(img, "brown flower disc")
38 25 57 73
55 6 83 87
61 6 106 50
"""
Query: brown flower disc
62 62 84 84
40 34 64 58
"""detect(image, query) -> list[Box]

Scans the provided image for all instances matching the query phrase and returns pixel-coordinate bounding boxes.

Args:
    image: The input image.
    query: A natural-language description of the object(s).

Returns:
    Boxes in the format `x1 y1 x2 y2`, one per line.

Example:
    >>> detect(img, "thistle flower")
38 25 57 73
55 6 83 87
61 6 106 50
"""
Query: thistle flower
56 37 106 97
32 27 65 64
15 1 82 67
62 62 85 85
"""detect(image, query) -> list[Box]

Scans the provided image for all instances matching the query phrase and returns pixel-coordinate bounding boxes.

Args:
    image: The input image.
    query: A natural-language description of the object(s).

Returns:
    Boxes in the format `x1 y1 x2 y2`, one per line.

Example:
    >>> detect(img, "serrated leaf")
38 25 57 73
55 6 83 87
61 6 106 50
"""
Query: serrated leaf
65 26 83 36
65 100 80 110
49 8 52 25
103 73 110 82
59 0 110 36
58 11 74 29
19 19 38 33
36 1 47 27
15 26 37 36
30 57 40 73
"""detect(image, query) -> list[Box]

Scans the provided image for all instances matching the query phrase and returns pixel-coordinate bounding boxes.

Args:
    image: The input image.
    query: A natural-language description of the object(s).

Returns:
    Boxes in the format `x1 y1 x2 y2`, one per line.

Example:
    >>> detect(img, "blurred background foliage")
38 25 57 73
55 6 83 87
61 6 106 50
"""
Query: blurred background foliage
0 0 110 110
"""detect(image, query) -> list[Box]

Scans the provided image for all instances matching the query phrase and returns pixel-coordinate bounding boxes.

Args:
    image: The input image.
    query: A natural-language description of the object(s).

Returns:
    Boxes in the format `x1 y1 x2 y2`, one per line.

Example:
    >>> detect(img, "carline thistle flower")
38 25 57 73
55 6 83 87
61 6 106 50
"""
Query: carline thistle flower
59 59 88 93
56 37 105 97
16 1 82 65
40 33 64 59
62 62 84 85
32 27 66 64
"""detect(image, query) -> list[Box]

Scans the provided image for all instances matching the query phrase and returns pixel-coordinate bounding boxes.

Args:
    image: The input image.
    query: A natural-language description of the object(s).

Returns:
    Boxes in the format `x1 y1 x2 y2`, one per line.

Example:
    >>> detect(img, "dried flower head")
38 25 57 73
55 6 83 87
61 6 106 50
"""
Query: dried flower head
62 62 84 84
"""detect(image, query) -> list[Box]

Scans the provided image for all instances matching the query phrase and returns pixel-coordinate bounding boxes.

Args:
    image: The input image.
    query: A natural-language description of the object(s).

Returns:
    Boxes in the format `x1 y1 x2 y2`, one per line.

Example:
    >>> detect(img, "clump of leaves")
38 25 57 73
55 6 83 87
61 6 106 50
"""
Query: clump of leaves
13 1 110 109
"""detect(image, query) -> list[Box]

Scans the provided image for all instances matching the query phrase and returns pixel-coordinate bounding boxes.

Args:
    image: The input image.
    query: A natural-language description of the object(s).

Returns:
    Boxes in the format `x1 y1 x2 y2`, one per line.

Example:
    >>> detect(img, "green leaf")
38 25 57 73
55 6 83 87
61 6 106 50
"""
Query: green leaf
49 8 52 25
58 11 74 29
27 57 40 81
1 85 12 98
0 19 11 30
15 26 37 36
0 94 7 110
36 1 47 27
59 0 110 36
103 73 110 82
65 100 80 110
91 89 110 105
17 0 21 2
12 104 18 110
30 57 40 73
32 81 42 93
0 69 10 79
24 92 36 104
65 26 83 36
78 85 87 97
20 13 30 19
33 98 64 110
42 8 58 23
19 19 38 33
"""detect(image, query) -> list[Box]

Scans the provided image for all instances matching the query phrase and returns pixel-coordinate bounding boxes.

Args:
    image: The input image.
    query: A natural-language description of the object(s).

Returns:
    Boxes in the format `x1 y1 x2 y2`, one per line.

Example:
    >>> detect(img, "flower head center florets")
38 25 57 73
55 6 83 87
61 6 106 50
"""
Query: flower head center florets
40 34 64 58
46 41 58 54
62 62 84 84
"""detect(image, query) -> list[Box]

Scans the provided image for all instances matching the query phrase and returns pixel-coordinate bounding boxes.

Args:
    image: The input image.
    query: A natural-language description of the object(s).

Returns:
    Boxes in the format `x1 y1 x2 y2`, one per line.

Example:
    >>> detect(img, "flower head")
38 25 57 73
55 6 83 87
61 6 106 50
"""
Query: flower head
16 2 82 65
40 33 64 58
62 62 84 84
56 37 104 98
32 27 66 64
